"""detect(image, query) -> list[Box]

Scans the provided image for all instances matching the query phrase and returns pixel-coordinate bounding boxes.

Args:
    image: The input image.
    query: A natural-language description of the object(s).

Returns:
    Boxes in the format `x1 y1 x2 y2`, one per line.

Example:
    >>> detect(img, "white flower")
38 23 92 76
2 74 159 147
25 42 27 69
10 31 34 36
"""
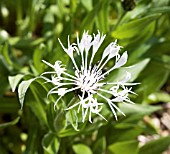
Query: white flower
41 31 138 122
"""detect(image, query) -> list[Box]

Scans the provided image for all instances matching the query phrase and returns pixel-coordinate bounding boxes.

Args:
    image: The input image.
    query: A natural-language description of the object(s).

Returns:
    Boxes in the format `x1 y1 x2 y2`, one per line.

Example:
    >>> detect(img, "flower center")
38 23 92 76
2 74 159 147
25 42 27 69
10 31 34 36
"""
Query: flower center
76 65 103 94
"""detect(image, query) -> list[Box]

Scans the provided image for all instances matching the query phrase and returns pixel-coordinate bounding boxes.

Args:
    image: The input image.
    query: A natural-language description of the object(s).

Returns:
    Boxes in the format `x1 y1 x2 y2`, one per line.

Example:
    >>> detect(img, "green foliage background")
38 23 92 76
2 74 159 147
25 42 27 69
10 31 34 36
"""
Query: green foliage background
0 0 170 153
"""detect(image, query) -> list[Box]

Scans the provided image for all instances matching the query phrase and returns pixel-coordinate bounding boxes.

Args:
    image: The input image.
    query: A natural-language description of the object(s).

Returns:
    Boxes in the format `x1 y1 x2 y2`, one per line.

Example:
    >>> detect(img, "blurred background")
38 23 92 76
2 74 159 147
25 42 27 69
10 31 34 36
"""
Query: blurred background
0 0 170 154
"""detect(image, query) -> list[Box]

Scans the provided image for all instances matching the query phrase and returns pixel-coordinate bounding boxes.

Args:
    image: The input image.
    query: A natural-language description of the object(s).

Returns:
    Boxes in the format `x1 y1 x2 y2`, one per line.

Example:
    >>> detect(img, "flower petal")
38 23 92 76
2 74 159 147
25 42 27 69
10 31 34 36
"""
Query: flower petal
114 51 128 69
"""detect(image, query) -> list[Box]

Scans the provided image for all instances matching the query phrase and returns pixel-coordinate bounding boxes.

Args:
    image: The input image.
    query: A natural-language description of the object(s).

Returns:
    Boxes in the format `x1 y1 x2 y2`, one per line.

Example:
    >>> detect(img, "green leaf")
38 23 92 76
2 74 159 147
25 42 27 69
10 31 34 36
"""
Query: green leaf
58 122 86 138
8 74 24 92
119 104 161 116
108 140 139 154
0 117 20 129
24 120 41 154
0 47 9 73
93 137 106 154
141 116 160 135
54 110 67 132
57 0 66 19
127 44 152 64
80 1 103 33
66 109 79 131
139 136 170 154
108 58 150 83
42 132 60 154
9 37 44 50
146 91 170 104
149 6 170 14
112 14 159 39
73 144 92 154
0 44 12 72
117 103 161 123
18 78 36 109
70 0 78 13
58 127 80 137
121 21 156 49
95 0 109 33
136 59 170 101
80 0 93 11
1 43 13 66
126 58 150 82
27 81 48 126
46 103 57 132
33 44 45 73
107 125 143 145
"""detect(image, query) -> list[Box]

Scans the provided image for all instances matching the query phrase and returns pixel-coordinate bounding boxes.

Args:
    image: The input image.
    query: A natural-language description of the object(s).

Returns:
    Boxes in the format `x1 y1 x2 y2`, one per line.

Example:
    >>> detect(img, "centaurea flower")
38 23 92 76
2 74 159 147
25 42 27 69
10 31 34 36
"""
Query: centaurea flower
41 31 138 123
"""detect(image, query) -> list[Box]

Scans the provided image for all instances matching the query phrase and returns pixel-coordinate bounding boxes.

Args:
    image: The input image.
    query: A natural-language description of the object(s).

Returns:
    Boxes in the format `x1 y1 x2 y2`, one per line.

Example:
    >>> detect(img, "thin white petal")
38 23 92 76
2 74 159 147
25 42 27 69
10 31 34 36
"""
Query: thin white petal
101 51 128 77
41 71 56 75
42 60 54 68
114 51 128 69
108 101 118 120
65 102 81 110
109 101 126 116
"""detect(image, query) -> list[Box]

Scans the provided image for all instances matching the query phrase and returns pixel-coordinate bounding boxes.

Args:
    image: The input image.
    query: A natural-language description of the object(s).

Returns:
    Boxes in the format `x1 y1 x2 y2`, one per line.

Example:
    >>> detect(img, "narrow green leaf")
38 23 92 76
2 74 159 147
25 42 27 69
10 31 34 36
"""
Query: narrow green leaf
42 132 60 154
80 1 103 33
46 103 57 132
57 0 66 18
150 6 170 14
66 109 79 131
136 59 170 101
118 103 161 122
1 43 13 66
9 37 44 49
107 126 143 145
108 58 150 83
128 58 150 82
73 144 92 154
33 44 45 73
28 81 48 126
93 137 106 154
112 14 159 39
139 136 170 154
121 21 156 48
24 122 40 154
119 104 161 116
59 128 80 137
18 78 36 109
109 140 139 154
70 0 78 13
80 0 93 11
147 91 170 104
8 74 24 92
54 110 67 132
95 0 109 33
0 44 12 71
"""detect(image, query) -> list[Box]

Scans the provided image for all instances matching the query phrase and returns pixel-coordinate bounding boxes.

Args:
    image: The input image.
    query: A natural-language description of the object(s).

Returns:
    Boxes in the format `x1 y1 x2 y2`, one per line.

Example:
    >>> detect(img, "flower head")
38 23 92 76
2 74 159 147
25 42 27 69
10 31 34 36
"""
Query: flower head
41 31 138 123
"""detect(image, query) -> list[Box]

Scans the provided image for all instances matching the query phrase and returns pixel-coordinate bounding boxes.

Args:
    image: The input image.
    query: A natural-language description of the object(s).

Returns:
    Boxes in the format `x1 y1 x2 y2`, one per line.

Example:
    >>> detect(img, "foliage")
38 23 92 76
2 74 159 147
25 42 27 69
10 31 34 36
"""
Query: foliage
0 0 170 153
